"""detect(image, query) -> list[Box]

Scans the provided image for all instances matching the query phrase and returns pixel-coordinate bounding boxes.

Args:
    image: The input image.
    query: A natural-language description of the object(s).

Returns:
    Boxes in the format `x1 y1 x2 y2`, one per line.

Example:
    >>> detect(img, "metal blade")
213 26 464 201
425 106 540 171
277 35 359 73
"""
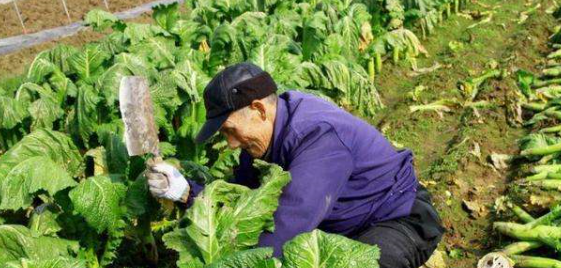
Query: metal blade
119 76 160 157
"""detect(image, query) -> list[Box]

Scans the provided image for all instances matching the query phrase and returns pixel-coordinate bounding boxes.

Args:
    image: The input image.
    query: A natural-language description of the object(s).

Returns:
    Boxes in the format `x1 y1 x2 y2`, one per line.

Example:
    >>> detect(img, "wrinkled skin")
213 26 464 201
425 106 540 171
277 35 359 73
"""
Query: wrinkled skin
220 98 277 158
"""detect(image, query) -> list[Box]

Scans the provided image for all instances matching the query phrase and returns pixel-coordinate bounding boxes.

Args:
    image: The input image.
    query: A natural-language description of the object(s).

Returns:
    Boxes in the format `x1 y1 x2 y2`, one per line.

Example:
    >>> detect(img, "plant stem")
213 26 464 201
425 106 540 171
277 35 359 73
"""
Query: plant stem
499 224 561 251
530 179 561 190
534 78 561 88
536 86 561 98
461 69 501 101
545 110 561 120
421 20 427 40
533 164 561 173
522 102 547 112
510 255 561 268
502 241 542 255
543 67 561 77
426 18 433 35
548 49 561 59
541 125 561 133
0 132 5 152
454 0 460 13
393 47 400 63
521 142 561 156
547 173 561 180
7 131 16 148
494 222 561 241
472 69 502 86
375 52 382 73
525 171 548 181
368 58 375 83
512 205 535 223
357 82 364 114
527 206 561 228
526 172 561 181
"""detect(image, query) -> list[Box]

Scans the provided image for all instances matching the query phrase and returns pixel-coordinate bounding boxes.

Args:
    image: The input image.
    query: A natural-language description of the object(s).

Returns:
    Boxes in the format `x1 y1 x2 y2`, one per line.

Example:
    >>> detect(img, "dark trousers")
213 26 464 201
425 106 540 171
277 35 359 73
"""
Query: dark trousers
353 185 445 268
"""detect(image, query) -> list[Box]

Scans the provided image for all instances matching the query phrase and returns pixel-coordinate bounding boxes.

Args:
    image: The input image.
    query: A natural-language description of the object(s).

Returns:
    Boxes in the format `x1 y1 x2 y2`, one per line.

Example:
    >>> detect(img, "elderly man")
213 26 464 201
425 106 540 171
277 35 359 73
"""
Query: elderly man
146 63 444 268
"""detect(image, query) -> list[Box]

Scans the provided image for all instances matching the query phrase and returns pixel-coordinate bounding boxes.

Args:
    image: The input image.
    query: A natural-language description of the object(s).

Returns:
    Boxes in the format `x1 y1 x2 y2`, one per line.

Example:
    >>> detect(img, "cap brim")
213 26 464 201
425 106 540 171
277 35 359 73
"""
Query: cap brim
195 113 230 143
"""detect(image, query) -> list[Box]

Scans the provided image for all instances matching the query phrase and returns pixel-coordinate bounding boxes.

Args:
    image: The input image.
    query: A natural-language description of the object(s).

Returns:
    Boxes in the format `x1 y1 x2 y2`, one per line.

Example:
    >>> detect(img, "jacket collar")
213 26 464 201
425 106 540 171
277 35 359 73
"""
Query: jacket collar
269 96 288 165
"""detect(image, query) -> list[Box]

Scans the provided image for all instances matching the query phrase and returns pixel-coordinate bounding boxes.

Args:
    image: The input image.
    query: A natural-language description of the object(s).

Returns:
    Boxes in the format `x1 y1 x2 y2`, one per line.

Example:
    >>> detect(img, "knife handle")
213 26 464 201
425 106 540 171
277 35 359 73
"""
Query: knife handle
153 150 163 164
145 152 163 169
153 155 163 164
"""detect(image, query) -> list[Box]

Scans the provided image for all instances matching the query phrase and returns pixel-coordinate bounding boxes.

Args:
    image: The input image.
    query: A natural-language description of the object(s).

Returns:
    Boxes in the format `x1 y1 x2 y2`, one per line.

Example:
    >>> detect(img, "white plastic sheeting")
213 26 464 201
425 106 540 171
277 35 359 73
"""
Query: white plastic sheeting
0 0 182 56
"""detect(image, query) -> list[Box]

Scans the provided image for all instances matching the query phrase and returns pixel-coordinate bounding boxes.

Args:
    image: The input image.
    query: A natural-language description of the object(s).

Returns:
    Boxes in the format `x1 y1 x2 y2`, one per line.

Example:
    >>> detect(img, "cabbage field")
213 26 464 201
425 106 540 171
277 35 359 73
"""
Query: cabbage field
0 0 560 267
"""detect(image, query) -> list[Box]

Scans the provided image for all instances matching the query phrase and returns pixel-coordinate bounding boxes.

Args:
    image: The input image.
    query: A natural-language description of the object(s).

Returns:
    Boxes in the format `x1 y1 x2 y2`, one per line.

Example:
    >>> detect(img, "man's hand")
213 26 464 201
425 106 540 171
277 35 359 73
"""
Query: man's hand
145 160 190 203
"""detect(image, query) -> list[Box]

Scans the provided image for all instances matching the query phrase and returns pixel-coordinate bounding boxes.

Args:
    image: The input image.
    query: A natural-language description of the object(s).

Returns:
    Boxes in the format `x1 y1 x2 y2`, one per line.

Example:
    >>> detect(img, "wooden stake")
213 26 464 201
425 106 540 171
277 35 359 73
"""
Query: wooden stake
13 0 27 34
103 0 109 10
60 0 71 24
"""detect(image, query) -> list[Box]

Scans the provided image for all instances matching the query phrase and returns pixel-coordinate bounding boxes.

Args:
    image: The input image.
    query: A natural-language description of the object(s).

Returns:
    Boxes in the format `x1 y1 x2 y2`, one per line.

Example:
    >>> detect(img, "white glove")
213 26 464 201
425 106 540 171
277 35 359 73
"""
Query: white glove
146 162 190 202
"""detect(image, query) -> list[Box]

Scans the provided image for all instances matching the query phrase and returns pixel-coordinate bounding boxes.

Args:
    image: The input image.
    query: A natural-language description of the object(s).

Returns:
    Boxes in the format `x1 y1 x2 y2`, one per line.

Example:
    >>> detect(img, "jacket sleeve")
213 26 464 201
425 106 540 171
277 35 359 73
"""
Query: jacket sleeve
257 124 354 256
231 150 261 189
184 179 204 208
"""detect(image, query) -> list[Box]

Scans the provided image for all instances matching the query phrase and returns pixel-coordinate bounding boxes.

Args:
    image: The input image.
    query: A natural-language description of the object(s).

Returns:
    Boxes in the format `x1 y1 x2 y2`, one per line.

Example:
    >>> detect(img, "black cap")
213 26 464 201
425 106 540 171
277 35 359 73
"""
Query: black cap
195 62 278 143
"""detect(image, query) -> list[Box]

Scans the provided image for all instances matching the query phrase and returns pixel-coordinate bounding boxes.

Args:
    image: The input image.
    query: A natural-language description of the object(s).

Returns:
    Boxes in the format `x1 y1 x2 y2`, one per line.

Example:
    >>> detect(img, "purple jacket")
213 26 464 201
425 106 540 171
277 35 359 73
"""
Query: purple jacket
190 91 418 255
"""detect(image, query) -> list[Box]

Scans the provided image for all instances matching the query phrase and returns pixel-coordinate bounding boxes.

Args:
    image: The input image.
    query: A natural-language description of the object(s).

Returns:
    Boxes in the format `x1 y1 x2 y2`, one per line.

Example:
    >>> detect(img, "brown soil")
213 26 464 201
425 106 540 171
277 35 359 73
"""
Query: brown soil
0 14 152 77
0 0 157 38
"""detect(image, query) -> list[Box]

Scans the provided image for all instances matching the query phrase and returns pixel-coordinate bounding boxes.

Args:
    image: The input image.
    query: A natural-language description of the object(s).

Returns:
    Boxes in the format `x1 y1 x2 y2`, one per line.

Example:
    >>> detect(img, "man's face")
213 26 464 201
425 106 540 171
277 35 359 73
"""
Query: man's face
219 100 276 158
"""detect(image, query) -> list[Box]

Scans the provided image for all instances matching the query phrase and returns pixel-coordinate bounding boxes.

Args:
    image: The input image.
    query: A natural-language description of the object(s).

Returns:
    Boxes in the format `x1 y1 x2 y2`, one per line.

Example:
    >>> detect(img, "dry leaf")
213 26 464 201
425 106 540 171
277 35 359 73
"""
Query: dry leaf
488 153 511 170
463 199 489 218
422 250 447 268
470 142 482 159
